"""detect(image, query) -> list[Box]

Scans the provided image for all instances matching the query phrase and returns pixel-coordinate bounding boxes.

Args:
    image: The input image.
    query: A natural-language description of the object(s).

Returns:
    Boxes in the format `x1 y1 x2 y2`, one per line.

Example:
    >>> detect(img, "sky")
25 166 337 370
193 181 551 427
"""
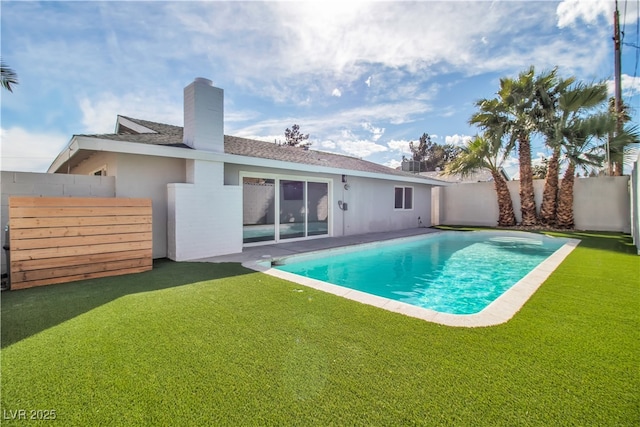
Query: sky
1 0 639 177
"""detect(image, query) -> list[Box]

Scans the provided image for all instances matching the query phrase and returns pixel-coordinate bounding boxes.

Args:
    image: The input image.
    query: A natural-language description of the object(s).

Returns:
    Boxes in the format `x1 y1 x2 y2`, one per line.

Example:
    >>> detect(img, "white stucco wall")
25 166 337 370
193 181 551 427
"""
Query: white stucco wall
69 152 186 258
437 176 631 232
225 163 433 239
168 160 242 261
339 176 430 235
0 171 116 275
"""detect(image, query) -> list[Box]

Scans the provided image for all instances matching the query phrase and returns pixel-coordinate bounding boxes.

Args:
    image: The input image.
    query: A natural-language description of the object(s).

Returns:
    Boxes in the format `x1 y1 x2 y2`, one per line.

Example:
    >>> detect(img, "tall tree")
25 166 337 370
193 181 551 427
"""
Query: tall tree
407 133 461 171
409 133 430 163
505 67 559 226
538 79 608 226
536 76 574 226
556 112 613 228
472 66 559 226
284 124 310 148
446 134 516 226
607 97 633 175
1 60 18 92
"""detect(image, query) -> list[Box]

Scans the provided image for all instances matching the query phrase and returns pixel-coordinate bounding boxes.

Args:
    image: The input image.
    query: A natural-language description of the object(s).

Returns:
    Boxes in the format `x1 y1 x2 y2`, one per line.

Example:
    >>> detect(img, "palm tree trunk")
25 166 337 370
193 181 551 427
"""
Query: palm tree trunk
491 171 516 226
539 146 560 226
556 163 576 228
518 134 538 226
613 159 624 176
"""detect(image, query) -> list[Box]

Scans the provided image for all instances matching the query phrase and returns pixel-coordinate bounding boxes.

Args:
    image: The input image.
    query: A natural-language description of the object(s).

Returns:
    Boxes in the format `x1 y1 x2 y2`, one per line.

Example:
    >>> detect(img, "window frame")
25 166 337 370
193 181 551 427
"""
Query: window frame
394 185 414 211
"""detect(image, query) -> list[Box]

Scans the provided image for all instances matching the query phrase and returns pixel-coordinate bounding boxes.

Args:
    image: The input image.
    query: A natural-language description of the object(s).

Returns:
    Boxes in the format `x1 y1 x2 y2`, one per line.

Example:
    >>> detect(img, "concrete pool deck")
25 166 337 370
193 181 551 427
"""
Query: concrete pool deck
196 228 580 328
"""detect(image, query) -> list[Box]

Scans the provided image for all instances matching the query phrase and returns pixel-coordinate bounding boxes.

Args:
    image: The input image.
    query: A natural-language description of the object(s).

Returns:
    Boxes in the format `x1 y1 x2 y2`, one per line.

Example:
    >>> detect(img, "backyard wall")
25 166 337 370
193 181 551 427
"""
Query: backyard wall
435 176 631 232
1 171 116 276
631 154 640 253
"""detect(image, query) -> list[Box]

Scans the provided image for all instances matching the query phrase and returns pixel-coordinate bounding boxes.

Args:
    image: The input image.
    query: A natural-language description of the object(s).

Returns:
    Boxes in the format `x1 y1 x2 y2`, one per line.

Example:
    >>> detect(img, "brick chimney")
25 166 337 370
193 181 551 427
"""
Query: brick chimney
183 77 224 152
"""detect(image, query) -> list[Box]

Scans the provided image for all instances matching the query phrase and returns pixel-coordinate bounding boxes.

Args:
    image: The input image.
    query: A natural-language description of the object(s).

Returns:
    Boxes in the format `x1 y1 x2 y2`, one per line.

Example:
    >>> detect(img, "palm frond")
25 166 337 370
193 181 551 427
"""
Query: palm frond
0 60 18 92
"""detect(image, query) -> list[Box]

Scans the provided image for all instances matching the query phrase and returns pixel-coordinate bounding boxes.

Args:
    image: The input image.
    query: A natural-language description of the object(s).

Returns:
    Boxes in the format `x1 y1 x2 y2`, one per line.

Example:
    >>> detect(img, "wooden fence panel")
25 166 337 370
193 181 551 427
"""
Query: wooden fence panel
9 197 152 290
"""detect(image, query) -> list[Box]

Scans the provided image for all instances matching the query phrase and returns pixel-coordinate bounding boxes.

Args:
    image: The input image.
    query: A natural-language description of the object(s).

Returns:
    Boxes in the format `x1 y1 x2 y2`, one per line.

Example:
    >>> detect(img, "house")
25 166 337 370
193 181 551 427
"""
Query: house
48 78 447 261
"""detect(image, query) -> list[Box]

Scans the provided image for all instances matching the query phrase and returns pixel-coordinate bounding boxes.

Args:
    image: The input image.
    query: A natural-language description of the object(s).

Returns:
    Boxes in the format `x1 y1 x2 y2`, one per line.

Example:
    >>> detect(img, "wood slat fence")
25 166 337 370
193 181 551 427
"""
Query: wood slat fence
9 197 152 290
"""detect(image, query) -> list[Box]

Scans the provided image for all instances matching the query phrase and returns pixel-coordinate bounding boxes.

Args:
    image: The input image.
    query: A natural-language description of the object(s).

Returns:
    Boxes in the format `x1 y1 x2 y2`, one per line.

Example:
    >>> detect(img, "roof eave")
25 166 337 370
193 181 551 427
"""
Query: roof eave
49 136 449 186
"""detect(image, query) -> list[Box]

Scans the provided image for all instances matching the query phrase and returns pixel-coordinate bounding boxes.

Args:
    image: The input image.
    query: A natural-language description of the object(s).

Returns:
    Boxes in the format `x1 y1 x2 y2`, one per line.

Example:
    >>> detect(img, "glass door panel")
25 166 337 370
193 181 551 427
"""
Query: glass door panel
307 182 328 236
279 180 305 239
243 177 276 243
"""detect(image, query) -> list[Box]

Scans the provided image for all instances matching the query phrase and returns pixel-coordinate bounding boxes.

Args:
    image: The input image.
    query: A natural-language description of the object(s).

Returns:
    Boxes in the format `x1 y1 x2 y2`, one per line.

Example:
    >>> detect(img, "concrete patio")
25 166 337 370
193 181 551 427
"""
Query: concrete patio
195 227 440 264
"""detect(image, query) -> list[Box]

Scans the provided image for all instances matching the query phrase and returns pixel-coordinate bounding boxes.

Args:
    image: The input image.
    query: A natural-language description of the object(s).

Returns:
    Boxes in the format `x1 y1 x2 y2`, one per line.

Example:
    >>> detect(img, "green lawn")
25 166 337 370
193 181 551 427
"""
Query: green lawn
1 230 638 426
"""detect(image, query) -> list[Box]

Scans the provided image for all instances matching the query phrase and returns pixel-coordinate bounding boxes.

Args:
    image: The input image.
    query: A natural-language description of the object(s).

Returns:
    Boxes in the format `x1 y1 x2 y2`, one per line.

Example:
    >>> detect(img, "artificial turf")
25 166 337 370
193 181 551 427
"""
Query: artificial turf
1 231 638 425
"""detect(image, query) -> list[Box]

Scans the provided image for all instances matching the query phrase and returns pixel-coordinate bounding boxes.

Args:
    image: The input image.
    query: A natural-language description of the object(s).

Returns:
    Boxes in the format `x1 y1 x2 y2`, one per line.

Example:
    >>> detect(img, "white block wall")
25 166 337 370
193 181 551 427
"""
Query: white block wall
168 160 242 261
631 155 640 253
0 171 116 274
437 176 631 232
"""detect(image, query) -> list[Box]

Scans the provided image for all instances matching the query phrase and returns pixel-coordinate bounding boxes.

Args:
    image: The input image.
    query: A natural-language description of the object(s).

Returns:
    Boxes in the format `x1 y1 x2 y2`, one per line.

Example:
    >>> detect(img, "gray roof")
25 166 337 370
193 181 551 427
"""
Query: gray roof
79 116 437 180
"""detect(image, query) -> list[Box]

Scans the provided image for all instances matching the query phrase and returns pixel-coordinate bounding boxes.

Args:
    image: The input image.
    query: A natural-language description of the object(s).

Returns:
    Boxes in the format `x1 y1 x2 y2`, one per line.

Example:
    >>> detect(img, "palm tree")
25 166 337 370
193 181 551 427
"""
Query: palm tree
608 124 640 175
472 66 559 226
556 112 613 228
539 79 606 226
607 97 632 175
445 134 516 226
0 60 18 92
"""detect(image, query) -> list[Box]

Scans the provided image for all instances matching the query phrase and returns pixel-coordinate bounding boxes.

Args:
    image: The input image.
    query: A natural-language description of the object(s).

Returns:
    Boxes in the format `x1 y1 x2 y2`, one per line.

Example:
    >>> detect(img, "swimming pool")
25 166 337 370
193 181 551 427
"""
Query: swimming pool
254 231 579 327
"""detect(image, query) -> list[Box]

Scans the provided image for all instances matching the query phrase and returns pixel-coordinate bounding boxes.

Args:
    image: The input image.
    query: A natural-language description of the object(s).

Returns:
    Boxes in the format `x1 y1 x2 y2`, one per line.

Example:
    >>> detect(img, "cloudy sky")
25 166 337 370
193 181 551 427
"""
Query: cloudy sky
1 0 639 175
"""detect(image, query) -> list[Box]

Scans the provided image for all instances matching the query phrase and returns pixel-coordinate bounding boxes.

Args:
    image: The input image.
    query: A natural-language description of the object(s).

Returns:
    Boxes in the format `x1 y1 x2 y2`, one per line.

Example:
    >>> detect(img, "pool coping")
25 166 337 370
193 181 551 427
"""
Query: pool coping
242 231 581 327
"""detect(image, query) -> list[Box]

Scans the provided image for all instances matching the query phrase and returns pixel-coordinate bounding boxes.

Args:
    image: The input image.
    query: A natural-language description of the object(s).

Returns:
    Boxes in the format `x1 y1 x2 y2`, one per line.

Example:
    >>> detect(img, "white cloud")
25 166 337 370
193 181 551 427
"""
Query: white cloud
384 159 402 169
0 127 68 172
365 76 372 87
331 88 342 97
445 134 472 147
361 122 385 141
386 139 412 156
336 139 387 158
556 0 613 28
318 140 336 150
607 74 640 98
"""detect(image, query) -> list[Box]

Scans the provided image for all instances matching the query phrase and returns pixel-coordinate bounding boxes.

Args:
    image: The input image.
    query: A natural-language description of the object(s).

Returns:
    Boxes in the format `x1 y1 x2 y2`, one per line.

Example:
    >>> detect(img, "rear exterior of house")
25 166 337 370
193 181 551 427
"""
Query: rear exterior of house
48 78 445 261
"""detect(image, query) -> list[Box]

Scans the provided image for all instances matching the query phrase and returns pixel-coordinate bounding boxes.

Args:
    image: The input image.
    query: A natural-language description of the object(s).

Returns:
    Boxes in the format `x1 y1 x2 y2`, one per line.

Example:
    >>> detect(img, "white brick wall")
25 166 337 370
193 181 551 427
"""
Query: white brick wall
167 161 242 261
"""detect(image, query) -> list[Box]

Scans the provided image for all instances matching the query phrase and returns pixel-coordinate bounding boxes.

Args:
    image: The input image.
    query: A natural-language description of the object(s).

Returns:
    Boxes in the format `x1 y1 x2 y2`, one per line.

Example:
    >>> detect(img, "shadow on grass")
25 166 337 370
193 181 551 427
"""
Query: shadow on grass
0 259 253 349
435 225 638 255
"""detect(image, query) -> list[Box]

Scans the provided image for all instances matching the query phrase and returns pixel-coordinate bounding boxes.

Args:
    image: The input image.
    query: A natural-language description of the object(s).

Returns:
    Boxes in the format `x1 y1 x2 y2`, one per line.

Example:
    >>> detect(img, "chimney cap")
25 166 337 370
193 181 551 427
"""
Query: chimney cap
194 77 213 86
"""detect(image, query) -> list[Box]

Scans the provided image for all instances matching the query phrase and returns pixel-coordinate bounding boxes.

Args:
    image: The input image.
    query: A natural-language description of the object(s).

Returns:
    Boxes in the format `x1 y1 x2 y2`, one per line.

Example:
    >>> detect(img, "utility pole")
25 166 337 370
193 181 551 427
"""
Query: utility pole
612 0 623 175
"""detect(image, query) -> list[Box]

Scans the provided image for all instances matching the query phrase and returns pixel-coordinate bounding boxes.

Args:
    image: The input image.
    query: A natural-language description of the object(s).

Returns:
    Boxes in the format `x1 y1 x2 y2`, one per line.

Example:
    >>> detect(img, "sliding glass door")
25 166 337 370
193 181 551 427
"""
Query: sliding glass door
243 176 329 244
279 180 305 240
308 182 328 236
242 177 276 243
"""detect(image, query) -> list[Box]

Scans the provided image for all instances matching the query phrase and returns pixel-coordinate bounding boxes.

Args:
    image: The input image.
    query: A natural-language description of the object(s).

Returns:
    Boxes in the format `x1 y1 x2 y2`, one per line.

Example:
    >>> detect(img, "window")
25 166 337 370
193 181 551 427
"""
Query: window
92 166 107 176
394 186 413 210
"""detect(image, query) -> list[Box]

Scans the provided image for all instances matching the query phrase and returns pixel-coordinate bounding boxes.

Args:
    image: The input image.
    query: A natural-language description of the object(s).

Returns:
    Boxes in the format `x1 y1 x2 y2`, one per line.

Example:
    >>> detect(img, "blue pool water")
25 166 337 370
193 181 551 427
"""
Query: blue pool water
274 231 569 315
